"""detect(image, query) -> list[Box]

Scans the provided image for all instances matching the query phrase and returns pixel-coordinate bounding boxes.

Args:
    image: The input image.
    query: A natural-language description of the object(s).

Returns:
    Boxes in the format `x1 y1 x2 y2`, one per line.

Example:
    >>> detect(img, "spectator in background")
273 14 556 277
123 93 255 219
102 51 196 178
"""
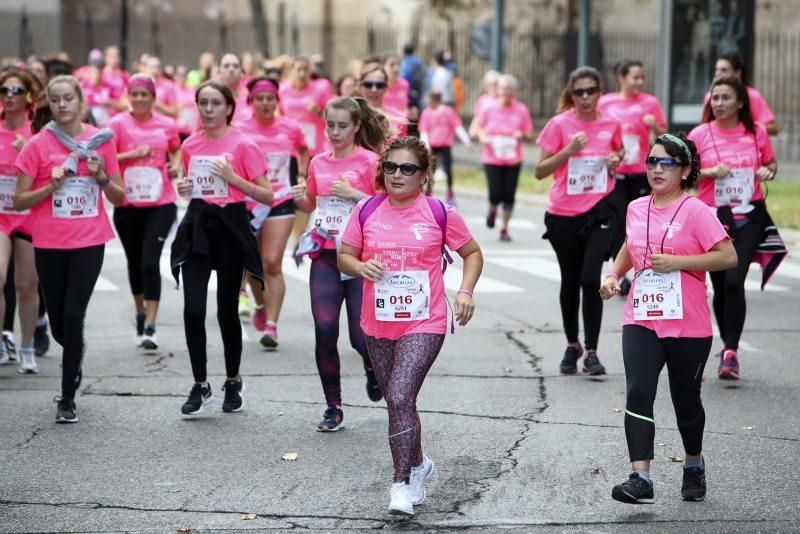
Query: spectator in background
80 53 114 127
469 70 500 138
143 56 178 117
427 49 455 107
400 42 423 110
309 53 335 103
174 65 198 139
74 49 103 85
186 52 215 88
26 56 48 86
383 53 409 116
102 46 129 113
335 74 357 97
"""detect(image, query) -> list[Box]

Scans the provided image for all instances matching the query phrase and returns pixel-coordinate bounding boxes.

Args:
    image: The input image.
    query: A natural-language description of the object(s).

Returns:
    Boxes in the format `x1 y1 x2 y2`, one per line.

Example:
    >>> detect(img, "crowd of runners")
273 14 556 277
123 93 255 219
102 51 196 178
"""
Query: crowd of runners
0 42 786 514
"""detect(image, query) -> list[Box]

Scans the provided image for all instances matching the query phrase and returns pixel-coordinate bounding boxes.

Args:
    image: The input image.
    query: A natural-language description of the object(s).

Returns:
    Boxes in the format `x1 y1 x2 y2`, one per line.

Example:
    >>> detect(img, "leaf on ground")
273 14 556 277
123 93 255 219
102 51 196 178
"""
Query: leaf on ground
282 452 298 461
542 322 550 327
741 426 754 430
590 467 602 474
611 408 622 413
669 455 683 462
503 367 513 373
517 328 527 334
241 513 258 520
176 529 192 534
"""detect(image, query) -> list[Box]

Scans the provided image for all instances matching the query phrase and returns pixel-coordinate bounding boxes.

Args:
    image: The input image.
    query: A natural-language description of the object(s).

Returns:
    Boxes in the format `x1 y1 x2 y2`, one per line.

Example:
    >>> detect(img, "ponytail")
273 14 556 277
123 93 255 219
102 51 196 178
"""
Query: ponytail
326 96 392 153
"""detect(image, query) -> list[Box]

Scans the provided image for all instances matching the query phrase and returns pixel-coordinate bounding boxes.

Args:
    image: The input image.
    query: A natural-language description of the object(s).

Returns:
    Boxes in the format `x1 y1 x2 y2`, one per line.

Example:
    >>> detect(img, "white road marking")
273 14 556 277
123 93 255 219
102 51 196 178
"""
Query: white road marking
466 216 538 230
95 276 119 292
484 256 563 282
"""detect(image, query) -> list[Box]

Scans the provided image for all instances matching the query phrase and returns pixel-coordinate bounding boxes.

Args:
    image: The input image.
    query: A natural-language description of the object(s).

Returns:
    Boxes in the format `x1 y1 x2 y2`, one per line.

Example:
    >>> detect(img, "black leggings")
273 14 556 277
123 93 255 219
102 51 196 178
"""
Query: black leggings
113 203 177 301
709 219 765 351
544 211 612 349
182 227 244 383
611 174 650 258
484 164 521 210
432 146 453 190
35 245 104 400
622 325 711 461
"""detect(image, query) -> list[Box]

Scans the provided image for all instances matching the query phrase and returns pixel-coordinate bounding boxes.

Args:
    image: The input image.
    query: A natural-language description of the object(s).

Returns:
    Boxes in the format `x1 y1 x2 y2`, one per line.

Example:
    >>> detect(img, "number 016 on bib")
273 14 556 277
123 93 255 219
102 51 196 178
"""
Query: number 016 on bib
632 269 683 320
374 271 430 322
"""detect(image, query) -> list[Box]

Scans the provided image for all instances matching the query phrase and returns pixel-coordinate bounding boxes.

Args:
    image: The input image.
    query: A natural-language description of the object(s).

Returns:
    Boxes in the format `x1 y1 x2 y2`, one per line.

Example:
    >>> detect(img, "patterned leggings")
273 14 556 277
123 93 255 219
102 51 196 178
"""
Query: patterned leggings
365 333 446 483
310 250 371 406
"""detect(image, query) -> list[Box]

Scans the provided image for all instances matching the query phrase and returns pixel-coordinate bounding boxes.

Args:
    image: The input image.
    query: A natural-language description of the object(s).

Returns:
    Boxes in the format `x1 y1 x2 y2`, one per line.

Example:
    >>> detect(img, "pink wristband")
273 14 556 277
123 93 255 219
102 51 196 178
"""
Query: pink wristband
457 288 474 298
249 182 257 198
605 273 619 282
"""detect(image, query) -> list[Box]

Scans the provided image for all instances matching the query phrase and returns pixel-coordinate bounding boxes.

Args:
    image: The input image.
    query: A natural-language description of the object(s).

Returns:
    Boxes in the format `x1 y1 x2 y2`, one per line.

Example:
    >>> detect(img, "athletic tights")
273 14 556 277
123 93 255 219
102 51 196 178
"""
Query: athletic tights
432 146 453 190
310 249 371 406
365 332 445 483
622 325 711 461
35 245 104 400
484 163 521 211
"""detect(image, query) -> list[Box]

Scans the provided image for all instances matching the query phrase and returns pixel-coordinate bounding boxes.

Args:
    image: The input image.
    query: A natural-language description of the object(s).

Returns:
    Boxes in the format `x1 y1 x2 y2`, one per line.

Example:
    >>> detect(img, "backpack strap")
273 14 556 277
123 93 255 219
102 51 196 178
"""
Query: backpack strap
426 196 454 272
358 194 388 229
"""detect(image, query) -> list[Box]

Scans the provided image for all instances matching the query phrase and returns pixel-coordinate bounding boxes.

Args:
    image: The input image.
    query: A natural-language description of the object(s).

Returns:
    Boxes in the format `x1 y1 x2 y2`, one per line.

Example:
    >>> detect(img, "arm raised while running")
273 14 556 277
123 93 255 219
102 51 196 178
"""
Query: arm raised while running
650 238 737 274
534 132 586 180
599 240 634 299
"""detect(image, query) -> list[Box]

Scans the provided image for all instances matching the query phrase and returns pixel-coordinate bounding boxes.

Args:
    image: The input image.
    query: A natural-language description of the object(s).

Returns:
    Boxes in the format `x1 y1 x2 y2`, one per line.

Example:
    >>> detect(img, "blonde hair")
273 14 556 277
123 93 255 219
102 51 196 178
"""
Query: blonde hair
46 75 84 103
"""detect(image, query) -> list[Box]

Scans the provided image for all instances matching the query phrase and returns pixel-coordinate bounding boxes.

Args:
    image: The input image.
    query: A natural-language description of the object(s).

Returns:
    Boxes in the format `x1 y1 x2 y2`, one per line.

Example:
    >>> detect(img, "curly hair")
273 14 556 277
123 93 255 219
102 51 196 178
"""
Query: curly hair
375 136 438 192
0 67 41 119
651 132 700 190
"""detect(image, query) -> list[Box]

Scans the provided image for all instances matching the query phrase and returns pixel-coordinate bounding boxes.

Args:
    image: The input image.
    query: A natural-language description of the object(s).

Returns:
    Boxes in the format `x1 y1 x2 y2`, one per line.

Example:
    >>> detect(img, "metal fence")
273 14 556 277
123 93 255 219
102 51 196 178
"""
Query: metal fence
2 7 798 161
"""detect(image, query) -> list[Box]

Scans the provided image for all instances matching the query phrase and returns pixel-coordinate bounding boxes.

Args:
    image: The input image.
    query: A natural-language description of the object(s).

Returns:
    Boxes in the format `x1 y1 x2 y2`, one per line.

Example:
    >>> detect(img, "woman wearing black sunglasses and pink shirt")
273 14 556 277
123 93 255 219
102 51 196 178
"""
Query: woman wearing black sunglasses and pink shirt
535 66 624 377
358 62 407 137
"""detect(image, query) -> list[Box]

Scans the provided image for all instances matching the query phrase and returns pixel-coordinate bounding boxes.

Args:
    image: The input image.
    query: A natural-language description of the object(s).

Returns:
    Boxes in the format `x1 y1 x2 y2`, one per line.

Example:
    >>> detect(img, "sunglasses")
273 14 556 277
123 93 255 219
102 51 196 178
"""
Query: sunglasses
645 156 681 170
571 86 599 97
361 81 387 90
0 87 26 96
382 161 423 176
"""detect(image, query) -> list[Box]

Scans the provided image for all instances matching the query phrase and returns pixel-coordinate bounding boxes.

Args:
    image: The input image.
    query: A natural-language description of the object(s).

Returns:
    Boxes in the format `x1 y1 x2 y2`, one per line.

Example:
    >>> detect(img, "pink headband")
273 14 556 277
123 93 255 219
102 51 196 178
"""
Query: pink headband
247 80 279 104
128 77 156 97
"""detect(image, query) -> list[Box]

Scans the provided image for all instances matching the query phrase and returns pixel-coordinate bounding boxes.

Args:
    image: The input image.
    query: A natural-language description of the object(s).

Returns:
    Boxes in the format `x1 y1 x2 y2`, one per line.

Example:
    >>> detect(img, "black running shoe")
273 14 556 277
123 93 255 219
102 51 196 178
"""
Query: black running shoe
55 397 78 424
365 368 382 402
619 276 632 296
317 405 344 432
181 383 213 415
3 332 16 361
612 473 654 504
583 351 607 376
34 323 50 357
486 210 496 229
560 345 583 374
222 379 245 413
681 467 706 501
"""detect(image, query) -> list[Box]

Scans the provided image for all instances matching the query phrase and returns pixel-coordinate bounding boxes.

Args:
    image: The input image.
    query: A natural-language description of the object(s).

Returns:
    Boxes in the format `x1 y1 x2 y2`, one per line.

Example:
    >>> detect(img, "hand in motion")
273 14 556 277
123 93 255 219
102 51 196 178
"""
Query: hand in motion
291 178 307 203
331 178 357 200
713 163 731 179
650 253 682 273
756 166 775 182
357 259 385 282
50 167 67 191
210 158 234 182
87 155 104 179
567 131 588 154
133 145 151 159
177 178 193 197
599 277 621 300
166 161 180 179
454 293 475 326
11 134 25 151
607 151 622 174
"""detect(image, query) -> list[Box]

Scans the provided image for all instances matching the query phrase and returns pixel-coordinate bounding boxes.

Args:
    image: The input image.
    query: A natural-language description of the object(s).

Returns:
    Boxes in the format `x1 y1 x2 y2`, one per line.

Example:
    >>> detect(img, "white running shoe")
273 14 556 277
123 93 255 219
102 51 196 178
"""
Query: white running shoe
141 326 158 350
388 483 414 516
409 454 434 505
18 349 39 374
0 349 9 365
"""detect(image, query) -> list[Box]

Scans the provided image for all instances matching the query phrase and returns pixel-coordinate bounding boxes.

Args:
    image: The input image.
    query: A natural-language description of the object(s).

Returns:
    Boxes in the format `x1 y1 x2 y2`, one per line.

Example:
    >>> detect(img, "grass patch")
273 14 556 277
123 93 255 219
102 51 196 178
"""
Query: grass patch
451 167 800 229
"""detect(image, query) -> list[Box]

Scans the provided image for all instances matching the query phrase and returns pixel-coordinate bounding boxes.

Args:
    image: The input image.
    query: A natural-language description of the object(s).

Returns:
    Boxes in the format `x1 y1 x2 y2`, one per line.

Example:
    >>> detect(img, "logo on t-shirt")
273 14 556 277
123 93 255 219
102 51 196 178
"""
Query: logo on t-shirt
598 131 612 140
409 223 429 240
662 221 682 239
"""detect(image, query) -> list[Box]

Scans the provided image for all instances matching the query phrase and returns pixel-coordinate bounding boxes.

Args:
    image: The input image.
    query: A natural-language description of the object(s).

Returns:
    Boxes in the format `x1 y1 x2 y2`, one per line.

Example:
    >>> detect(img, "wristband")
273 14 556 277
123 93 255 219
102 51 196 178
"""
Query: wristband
604 274 619 283
457 288 474 298
249 182 257 198
96 177 110 188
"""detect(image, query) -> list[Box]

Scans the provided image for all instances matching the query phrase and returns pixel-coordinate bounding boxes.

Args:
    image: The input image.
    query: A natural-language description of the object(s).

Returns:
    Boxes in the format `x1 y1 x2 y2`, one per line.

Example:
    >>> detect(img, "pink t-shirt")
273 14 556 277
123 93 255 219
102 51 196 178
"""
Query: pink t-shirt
536 109 623 217
419 105 463 148
109 112 180 207
181 127 267 207
279 82 329 156
703 86 775 126
598 92 666 174
384 106 409 138
473 93 497 118
306 146 378 250
311 78 335 104
0 120 33 236
687 121 773 207
175 85 199 135
154 77 178 110
82 80 115 127
341 193 473 340
623 194 729 338
384 77 410 112
102 67 130 101
478 99 533 166
15 125 119 249
234 116 307 208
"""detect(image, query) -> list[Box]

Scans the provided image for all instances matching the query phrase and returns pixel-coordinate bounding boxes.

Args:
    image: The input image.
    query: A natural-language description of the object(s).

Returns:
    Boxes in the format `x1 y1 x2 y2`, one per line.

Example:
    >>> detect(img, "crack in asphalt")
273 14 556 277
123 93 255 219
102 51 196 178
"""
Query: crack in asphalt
14 426 45 449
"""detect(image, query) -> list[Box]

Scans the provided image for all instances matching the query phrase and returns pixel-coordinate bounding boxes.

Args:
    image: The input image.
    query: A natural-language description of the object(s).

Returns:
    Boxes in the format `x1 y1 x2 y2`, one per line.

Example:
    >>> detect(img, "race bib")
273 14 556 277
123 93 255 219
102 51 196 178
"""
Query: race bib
622 134 640 165
188 156 229 200
52 177 99 219
267 152 291 195
0 176 28 214
714 168 754 207
632 269 683 321
124 167 163 203
567 157 608 195
490 135 517 160
300 123 317 150
314 195 355 236
374 270 431 321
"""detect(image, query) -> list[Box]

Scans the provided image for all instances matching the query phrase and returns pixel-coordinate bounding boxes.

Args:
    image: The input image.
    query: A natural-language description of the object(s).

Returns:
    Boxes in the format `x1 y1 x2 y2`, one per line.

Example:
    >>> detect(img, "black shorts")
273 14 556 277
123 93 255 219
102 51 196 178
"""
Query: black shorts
266 201 296 219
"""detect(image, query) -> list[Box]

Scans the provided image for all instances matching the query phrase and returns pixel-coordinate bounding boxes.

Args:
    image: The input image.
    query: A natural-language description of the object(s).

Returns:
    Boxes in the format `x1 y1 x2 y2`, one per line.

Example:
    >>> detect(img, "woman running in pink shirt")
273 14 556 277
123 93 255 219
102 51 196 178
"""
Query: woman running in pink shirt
601 132 736 504
338 136 483 516
15 75 126 423
108 73 182 350
535 66 624 377
292 96 392 432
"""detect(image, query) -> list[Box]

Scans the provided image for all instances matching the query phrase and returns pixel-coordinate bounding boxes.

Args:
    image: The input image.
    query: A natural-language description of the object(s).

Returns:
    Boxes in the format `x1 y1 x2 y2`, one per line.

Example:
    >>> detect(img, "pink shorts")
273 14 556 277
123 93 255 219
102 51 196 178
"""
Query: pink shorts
0 213 34 240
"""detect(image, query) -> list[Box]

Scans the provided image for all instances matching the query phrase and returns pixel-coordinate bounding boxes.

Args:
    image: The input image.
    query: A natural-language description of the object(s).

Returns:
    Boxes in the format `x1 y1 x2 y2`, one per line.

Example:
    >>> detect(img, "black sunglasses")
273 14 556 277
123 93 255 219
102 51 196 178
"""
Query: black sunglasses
382 161 423 176
571 86 599 97
361 81 387 90
645 156 681 170
0 86 26 96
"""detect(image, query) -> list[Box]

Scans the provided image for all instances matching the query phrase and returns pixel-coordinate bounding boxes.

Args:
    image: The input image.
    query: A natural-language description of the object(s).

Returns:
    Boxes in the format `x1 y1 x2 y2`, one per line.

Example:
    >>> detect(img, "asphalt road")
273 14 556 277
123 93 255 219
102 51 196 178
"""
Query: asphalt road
1 190 799 533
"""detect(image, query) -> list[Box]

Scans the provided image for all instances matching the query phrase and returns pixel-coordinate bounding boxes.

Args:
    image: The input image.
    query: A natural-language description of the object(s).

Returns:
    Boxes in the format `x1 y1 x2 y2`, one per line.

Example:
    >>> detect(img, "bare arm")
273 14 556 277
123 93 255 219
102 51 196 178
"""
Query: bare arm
14 172 54 211
453 238 483 326
651 238 737 273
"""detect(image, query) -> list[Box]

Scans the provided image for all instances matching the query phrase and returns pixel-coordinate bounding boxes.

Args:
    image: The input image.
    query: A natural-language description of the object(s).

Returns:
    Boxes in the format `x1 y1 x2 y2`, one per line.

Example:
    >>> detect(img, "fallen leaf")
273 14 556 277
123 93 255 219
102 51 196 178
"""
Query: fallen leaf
282 452 298 461
741 426 754 430
503 367 513 373
611 408 622 413
517 328 527 334
590 467 602 474
542 322 550 327
241 513 257 520
669 455 683 462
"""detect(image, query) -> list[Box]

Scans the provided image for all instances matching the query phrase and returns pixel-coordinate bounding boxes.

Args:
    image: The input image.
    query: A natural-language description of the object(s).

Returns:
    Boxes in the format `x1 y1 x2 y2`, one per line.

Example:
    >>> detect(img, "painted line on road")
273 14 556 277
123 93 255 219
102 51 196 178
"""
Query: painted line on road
484 256 563 283
711 325 761 353
95 276 119 292
466 216 538 230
